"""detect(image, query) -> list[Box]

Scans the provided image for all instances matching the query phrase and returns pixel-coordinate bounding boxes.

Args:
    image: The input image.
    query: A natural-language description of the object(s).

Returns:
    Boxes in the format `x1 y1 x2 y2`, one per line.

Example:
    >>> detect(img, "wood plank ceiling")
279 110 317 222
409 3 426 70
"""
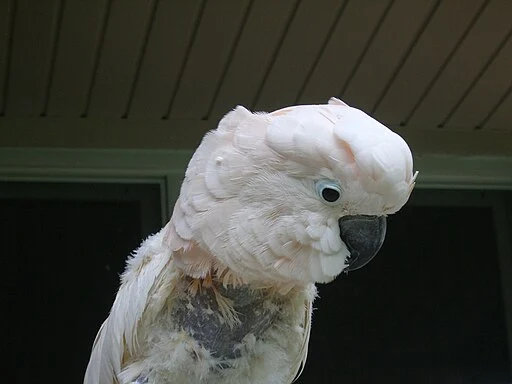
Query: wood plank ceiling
0 0 511 155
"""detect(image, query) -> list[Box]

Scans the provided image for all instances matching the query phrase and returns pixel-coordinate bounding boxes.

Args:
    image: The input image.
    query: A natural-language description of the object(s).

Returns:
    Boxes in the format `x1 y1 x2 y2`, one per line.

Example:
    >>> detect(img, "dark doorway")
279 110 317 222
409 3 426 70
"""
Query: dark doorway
0 181 162 383
297 190 512 384
2 184 511 383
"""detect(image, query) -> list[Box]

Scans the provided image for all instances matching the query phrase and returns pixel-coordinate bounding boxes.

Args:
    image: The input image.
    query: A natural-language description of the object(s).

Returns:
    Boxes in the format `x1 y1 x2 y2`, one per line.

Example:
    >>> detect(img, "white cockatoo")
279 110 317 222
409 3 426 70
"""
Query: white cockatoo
84 98 416 384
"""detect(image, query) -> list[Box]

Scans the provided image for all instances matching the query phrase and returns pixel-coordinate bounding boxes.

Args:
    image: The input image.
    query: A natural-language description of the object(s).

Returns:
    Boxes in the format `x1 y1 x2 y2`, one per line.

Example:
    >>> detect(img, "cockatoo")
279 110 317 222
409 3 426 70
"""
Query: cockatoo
84 98 416 384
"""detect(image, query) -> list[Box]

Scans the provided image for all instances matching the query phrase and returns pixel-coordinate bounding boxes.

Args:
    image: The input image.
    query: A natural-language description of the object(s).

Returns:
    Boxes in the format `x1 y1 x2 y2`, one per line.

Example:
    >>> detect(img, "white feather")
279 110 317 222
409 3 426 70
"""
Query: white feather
84 225 177 384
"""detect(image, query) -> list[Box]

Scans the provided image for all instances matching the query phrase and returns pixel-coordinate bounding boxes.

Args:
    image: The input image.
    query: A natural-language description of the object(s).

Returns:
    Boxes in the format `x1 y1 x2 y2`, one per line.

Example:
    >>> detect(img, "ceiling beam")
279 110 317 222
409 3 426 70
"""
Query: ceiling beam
0 117 511 156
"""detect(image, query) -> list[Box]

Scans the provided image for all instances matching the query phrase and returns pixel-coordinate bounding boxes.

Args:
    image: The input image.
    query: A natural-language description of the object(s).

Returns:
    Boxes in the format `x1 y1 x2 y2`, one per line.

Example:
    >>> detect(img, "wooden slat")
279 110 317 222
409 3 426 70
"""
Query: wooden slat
128 0 203 118
87 0 155 117
298 1 390 105
409 0 512 127
485 91 512 132
46 0 108 116
253 0 343 112
0 117 210 149
447 31 512 129
0 1 14 115
342 0 436 112
2 117 512 156
169 0 250 118
374 0 485 125
208 0 297 118
4 0 60 116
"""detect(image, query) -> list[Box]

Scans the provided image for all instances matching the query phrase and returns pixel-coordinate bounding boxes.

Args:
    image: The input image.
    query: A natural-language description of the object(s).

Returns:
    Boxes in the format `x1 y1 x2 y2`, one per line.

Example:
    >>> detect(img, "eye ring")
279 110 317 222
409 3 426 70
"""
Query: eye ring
315 180 342 204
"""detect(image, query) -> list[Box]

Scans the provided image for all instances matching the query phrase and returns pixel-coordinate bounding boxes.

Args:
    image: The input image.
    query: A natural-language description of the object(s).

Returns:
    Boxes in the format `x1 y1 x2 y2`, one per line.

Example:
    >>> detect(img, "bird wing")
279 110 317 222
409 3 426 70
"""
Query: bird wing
289 296 314 383
84 222 179 384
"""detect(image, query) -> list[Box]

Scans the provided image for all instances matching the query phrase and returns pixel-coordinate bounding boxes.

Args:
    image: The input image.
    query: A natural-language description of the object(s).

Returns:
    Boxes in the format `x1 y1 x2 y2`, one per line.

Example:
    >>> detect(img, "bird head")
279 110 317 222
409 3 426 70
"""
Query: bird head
166 98 416 286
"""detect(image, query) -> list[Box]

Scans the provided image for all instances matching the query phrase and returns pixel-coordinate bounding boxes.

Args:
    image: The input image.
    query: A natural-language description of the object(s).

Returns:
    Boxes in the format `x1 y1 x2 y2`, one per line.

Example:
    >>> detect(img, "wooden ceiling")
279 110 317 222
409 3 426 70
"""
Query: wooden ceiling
0 0 511 155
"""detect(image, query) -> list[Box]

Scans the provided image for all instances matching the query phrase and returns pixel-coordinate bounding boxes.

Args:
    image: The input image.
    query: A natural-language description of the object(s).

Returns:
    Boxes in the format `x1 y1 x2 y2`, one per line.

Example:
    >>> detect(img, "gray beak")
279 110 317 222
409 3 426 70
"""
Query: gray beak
338 215 387 271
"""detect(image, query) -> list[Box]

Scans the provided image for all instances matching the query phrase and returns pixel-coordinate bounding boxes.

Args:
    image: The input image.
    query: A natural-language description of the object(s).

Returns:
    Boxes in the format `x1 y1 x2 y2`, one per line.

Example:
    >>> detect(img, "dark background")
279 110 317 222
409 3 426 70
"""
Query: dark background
1 183 510 383
297 197 511 384
0 182 162 383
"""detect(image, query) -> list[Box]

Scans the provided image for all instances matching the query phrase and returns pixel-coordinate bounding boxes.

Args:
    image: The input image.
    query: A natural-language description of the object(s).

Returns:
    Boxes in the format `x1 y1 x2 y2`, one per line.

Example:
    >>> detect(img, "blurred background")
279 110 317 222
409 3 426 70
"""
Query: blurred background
0 0 511 382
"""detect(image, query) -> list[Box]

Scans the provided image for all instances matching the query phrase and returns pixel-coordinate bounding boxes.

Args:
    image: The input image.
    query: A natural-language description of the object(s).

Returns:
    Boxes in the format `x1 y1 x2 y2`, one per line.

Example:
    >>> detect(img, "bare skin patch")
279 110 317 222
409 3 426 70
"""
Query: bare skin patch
171 278 283 361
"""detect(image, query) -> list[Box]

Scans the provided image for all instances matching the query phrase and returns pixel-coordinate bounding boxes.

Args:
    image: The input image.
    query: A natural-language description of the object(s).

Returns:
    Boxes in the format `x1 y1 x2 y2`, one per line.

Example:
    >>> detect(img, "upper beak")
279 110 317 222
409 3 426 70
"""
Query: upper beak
338 215 387 271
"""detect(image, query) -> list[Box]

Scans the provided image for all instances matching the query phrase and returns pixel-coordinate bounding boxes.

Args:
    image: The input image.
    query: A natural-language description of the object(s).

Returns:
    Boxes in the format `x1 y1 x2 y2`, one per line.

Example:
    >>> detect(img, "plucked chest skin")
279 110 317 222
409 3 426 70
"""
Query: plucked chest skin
172 278 283 361
125 276 314 384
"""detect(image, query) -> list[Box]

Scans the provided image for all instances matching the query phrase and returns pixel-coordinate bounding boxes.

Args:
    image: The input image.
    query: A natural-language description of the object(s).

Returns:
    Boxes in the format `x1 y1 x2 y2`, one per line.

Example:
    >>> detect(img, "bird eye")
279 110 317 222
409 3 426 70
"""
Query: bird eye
322 187 340 202
315 180 342 204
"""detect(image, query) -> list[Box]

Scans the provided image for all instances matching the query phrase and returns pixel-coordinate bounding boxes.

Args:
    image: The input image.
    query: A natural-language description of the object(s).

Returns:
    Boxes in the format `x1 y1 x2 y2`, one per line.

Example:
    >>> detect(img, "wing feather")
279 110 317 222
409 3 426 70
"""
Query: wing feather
289 284 317 383
84 223 177 384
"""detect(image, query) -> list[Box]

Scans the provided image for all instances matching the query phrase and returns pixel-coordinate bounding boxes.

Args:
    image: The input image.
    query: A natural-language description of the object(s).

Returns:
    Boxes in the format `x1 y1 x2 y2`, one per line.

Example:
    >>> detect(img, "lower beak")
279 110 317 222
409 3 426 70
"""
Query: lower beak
338 215 387 271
